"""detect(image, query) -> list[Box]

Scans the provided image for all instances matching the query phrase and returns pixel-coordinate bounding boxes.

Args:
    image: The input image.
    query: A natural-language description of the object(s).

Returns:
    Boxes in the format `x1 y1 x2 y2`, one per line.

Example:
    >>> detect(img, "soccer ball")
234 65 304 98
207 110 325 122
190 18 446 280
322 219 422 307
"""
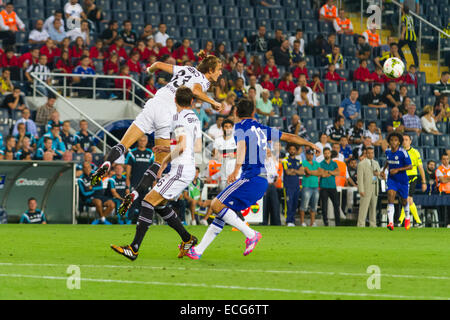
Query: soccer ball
383 57 405 79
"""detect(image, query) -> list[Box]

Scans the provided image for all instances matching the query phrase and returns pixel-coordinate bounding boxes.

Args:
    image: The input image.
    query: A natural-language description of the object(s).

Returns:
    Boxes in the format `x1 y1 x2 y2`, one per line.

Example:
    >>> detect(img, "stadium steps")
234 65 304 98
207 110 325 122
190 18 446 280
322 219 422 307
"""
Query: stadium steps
347 14 448 84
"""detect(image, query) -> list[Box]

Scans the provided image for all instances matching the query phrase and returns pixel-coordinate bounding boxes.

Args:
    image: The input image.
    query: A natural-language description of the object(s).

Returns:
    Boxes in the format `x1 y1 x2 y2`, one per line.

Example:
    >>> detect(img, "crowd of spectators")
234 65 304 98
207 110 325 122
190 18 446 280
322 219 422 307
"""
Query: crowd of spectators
0 0 449 225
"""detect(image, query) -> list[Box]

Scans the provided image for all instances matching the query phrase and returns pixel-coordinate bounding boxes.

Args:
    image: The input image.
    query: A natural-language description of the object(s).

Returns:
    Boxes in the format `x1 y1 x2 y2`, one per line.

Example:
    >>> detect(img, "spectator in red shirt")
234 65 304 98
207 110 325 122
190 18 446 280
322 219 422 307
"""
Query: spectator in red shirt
59 37 71 56
246 55 263 79
371 65 387 84
292 58 309 80
325 64 346 83
1 48 20 68
158 38 174 59
145 38 159 59
127 51 141 74
133 40 151 63
40 39 61 66
233 48 247 65
308 73 325 93
353 59 373 82
54 50 73 73
260 73 275 91
278 72 296 93
263 57 279 80
145 76 157 98
103 52 119 75
115 64 132 99
19 47 39 69
198 40 213 62
70 36 86 60
89 38 107 60
403 64 418 88
172 38 196 64
109 37 128 62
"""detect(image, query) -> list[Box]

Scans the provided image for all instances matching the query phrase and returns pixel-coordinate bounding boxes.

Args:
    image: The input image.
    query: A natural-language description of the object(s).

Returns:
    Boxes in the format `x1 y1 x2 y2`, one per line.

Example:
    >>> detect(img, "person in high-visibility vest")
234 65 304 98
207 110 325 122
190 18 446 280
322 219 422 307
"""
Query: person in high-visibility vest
436 153 450 194
363 25 381 48
333 9 353 35
399 133 427 226
319 0 338 22
0 3 26 46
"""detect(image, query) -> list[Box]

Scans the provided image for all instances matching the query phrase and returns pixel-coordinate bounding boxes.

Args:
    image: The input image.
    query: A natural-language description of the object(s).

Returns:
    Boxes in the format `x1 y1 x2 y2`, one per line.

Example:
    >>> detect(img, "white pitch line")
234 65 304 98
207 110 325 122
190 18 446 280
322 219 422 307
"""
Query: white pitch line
1 262 449 281
0 273 449 300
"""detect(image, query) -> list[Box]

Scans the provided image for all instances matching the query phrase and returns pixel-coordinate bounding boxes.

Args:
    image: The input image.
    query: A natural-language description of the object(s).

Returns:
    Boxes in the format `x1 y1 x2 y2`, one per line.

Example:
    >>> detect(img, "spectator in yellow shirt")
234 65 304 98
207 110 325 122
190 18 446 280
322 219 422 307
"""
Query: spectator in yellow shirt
0 68 14 95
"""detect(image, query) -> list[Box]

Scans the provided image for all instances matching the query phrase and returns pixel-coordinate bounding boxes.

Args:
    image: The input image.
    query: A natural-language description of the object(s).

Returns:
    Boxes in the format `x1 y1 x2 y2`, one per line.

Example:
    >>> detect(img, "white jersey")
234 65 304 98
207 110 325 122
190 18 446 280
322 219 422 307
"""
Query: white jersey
151 65 211 116
213 136 237 181
170 109 202 167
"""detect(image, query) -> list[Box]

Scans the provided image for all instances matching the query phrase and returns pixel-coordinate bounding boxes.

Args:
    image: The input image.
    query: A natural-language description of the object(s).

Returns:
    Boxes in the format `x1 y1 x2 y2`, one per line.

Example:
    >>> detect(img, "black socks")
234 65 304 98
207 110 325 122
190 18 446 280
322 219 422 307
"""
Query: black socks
135 163 162 197
131 201 154 252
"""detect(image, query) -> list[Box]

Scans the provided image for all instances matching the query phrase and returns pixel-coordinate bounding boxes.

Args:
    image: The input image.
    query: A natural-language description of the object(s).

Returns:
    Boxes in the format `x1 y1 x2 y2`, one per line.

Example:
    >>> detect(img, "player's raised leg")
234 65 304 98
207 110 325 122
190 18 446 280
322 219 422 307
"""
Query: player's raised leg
91 123 145 186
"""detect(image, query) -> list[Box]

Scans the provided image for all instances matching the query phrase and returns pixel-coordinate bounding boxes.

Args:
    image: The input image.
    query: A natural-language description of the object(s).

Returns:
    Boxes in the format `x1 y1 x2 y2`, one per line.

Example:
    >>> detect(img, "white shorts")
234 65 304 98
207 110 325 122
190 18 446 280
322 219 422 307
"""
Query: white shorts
153 164 196 200
133 97 176 139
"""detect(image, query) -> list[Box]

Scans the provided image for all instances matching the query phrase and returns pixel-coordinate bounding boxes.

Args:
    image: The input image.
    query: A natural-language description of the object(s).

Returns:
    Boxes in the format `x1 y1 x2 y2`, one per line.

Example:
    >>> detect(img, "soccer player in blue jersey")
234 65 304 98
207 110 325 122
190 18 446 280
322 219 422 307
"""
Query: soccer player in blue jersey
186 99 321 259
380 132 413 231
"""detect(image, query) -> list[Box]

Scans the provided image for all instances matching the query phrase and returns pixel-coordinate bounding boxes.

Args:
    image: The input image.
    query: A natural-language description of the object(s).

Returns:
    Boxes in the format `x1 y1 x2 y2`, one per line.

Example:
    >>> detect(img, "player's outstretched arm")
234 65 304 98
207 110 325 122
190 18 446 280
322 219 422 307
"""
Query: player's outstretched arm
146 62 175 75
192 83 223 112
280 132 321 153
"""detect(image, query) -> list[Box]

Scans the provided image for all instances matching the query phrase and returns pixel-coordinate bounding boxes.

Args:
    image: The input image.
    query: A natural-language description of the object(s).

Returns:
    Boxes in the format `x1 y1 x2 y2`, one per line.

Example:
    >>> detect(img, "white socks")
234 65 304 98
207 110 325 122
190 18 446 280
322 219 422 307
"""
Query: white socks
221 208 256 239
195 222 223 255
404 202 410 220
387 204 395 224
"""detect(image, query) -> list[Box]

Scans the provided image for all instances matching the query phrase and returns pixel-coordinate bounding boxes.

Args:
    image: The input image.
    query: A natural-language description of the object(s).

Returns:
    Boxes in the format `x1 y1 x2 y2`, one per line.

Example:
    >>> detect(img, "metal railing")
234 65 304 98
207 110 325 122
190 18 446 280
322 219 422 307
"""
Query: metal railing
31 72 154 105
359 0 450 74
30 72 123 154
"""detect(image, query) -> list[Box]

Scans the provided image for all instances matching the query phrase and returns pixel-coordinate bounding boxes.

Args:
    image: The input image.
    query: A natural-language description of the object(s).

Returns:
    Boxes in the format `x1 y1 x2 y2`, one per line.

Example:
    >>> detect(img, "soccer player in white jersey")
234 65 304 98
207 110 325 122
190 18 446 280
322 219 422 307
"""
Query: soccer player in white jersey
91 51 223 215
212 119 239 191
111 87 202 261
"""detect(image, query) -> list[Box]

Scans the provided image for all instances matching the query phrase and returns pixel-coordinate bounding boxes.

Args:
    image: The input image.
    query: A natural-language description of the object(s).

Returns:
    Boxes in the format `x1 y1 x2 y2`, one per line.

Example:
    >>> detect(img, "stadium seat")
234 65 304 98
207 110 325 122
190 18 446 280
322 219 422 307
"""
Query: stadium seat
192 5 208 18
130 12 145 25
176 3 191 14
436 122 448 134
303 21 318 33
73 153 84 164
269 117 283 129
314 106 329 119
224 6 239 18
288 20 302 31
208 4 222 16
226 18 240 30
197 28 213 40
45 0 60 8
420 134 435 146
298 106 313 118
282 0 296 7
223 0 236 5
181 27 197 39
92 154 105 166
241 18 256 31
0 110 8 125
214 29 228 41
303 118 317 131
319 119 333 132
113 11 128 22
145 1 159 13
437 134 450 147
355 82 370 95
319 21 332 33
425 148 439 161
194 16 208 27
178 15 193 27
16 7 28 19
160 2 175 14
129 0 143 12
209 17 225 29
0 124 10 138
272 20 286 31
167 26 180 38
282 105 297 118
340 81 353 96
308 131 318 142
324 81 338 94
270 8 284 20
379 107 390 120
300 8 315 20
422 96 436 107
317 93 326 106
255 7 269 19
113 0 127 11
163 14 177 26
145 14 161 25
285 8 300 21
327 93 341 106
229 29 245 42
363 107 378 120
257 19 271 31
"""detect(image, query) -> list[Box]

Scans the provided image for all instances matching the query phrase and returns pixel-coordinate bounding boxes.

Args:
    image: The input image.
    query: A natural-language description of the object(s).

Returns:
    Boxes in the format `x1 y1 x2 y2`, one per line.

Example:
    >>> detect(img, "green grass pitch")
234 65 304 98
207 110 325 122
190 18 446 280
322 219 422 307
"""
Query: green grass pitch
0 225 449 300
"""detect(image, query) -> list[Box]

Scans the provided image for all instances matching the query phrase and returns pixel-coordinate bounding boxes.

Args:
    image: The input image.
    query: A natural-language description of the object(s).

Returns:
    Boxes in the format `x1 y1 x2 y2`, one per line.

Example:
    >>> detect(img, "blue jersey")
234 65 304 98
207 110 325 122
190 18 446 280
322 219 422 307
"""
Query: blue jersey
385 147 411 185
234 119 282 179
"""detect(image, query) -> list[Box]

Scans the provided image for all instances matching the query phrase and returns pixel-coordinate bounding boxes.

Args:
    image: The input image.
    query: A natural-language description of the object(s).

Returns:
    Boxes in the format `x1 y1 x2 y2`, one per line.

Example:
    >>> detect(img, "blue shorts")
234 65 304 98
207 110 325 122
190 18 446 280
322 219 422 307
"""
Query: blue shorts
387 178 409 200
217 176 268 212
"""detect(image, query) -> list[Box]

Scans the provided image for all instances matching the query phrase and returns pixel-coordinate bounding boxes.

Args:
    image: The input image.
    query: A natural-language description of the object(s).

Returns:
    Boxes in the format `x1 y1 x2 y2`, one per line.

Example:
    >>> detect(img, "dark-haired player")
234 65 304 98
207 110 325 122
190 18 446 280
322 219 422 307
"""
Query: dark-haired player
186 98 321 260
91 51 224 216
111 87 200 261
380 132 413 231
